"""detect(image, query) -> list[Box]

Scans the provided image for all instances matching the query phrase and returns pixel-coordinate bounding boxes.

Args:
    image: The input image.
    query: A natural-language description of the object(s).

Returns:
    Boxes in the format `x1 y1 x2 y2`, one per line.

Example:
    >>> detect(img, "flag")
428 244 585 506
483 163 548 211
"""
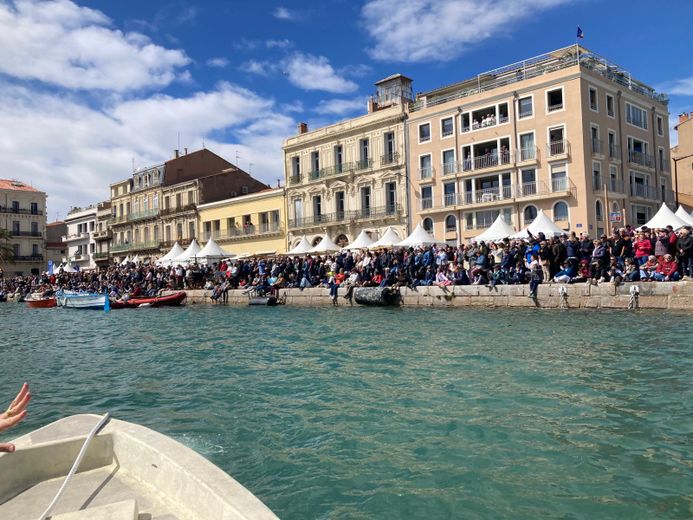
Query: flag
577 26 584 39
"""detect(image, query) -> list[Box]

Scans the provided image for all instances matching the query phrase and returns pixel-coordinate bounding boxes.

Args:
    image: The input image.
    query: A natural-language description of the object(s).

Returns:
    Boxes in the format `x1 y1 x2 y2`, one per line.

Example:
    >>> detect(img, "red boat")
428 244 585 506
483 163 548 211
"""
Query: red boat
110 291 187 309
26 297 57 308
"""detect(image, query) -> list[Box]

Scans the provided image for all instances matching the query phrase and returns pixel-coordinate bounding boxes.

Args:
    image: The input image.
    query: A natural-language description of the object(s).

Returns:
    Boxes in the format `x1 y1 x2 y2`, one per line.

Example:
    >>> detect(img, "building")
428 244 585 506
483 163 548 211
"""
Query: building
93 201 112 269
407 45 672 243
197 187 286 256
45 221 67 270
108 148 270 262
63 205 98 270
0 179 46 275
282 75 411 248
672 111 693 209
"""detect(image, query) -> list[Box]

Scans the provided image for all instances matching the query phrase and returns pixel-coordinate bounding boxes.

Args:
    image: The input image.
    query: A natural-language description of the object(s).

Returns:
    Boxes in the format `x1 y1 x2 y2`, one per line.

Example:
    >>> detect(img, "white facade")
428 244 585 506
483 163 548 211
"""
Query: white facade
63 206 98 270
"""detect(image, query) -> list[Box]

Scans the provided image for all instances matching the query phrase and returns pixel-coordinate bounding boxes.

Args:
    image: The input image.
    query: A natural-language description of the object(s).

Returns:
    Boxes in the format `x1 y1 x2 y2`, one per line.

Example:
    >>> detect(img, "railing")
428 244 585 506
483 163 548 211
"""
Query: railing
551 177 570 192
420 198 433 210
419 166 434 180
0 206 43 215
461 115 509 133
547 140 569 157
471 150 512 170
107 215 128 226
548 102 564 112
628 150 655 168
609 143 621 160
609 178 625 193
10 231 42 238
14 255 44 261
463 186 513 205
592 175 603 191
93 229 111 240
355 158 372 171
110 243 130 253
288 205 402 228
592 139 604 155
518 147 537 162
630 184 658 200
660 160 670 173
160 204 195 217
289 174 301 185
441 162 457 176
441 126 454 138
444 193 457 207
160 239 191 249
380 152 400 166
210 223 283 241
93 252 109 259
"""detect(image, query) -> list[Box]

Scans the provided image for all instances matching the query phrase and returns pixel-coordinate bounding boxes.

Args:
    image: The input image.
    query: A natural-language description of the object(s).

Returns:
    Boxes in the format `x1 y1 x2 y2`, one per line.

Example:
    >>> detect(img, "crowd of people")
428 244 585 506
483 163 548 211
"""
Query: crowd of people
1 225 691 303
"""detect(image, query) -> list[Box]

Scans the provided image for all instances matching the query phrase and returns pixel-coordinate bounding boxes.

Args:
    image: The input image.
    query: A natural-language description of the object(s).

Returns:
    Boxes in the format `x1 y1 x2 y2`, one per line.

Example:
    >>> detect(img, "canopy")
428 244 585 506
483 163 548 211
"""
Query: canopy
368 227 401 249
196 239 234 265
675 206 693 227
131 254 140 264
172 239 202 265
60 262 78 273
638 203 688 231
511 209 564 239
473 214 516 243
156 242 185 266
342 229 374 250
287 236 312 255
396 223 445 248
308 233 341 254
119 255 131 266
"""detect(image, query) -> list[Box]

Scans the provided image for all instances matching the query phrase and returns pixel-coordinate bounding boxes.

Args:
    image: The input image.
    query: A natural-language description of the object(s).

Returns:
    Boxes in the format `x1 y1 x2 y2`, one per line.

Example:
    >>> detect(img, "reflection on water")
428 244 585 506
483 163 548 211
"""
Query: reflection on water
1 304 692 519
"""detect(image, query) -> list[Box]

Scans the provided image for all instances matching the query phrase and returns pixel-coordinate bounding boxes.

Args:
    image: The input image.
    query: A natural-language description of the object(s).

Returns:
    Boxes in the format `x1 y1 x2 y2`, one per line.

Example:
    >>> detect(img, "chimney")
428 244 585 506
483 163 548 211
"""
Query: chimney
679 113 689 124
174 149 180 158
184 147 188 155
368 96 376 113
298 122 308 135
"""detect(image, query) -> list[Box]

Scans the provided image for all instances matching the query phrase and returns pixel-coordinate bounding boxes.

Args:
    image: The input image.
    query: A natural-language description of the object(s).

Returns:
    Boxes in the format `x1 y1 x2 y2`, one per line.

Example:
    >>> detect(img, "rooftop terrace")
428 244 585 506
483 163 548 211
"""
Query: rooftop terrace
410 45 668 112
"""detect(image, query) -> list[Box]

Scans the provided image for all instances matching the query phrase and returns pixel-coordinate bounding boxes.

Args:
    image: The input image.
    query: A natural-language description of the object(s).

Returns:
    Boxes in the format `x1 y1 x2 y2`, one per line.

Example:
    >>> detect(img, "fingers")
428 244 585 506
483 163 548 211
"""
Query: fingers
9 390 31 417
0 443 15 453
10 383 29 410
0 409 27 433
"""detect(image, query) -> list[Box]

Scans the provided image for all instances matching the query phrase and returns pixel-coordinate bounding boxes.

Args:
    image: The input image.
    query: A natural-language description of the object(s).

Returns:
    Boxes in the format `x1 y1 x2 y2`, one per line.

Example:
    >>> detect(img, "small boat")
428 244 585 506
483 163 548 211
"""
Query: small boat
110 291 187 309
56 292 107 310
0 414 278 519
25 297 57 308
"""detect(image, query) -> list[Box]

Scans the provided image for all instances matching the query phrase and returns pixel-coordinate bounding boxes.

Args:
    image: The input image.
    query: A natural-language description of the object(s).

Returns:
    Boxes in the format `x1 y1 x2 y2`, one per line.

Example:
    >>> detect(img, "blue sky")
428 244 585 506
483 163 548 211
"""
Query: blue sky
1 0 691 219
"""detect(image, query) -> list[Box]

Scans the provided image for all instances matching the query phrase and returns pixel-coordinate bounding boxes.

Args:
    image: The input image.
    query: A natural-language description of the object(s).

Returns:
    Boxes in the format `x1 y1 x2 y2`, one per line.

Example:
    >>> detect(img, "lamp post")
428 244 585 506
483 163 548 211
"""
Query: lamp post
672 152 693 207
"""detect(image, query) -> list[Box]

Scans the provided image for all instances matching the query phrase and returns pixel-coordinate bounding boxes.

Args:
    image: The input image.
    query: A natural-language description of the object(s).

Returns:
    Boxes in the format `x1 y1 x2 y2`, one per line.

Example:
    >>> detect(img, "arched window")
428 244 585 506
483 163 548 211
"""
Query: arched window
553 201 569 221
523 205 537 224
595 200 603 221
611 201 619 213
445 215 457 232
312 236 322 246
335 234 349 247
423 217 433 232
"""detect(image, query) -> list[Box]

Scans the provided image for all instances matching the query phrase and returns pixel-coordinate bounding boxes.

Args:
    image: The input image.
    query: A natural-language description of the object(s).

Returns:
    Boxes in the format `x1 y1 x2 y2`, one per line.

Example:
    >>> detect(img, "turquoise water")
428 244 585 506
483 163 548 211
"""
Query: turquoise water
0 303 692 519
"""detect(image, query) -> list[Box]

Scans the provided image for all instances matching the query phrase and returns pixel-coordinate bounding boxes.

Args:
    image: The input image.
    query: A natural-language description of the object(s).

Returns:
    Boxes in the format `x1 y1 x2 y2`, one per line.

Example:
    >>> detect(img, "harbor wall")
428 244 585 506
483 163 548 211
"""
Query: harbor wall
170 282 693 310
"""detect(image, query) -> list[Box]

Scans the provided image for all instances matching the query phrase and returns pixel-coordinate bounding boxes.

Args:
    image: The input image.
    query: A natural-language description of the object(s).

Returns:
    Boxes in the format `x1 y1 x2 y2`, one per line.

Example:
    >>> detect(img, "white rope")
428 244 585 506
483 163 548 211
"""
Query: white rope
628 285 640 310
37 413 111 520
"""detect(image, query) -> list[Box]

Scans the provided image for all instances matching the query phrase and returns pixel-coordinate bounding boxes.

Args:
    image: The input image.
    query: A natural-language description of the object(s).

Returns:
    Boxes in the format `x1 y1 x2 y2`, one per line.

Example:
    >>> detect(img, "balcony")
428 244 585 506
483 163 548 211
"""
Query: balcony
441 162 457 176
591 139 604 155
462 115 509 133
609 143 621 160
62 231 89 242
14 255 44 262
419 166 434 180
289 174 302 185
288 204 402 229
630 184 658 200
160 204 195 217
93 229 111 241
107 215 128 226
420 198 433 210
93 252 109 260
110 243 130 253
210 223 284 242
129 240 161 252
547 140 570 158
0 206 43 216
355 158 373 171
461 150 512 172
160 238 192 250
10 231 42 238
628 150 655 169
517 178 577 199
517 147 538 163
608 178 625 194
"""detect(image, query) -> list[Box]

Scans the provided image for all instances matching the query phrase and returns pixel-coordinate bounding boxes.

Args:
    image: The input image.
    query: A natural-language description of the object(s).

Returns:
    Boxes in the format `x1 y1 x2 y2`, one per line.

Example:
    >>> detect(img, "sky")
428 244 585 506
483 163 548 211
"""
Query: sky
1 0 692 220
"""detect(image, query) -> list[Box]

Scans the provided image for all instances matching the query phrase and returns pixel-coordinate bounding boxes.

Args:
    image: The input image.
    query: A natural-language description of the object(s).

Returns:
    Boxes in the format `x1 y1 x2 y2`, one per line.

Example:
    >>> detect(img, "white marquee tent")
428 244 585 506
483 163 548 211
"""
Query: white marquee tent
638 203 688 230
119 255 131 266
156 242 185 267
368 227 402 249
675 206 693 226
308 233 341 254
396 223 445 248
473 214 516 243
287 236 312 255
196 238 234 265
172 239 202 265
343 229 375 250
511 209 564 239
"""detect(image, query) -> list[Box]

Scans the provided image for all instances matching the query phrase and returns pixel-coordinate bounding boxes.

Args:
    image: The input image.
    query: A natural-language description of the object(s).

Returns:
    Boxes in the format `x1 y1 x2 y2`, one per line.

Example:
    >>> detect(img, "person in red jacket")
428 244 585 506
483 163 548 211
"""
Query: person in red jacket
653 254 680 281
633 232 653 266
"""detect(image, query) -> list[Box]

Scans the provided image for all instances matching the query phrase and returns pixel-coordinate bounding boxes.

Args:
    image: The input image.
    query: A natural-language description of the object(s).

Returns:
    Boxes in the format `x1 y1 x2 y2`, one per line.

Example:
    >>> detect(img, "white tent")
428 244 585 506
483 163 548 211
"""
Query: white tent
473 214 516 243
131 254 140 264
343 229 375 250
172 239 202 265
369 227 402 249
638 203 688 230
287 236 312 255
196 239 234 265
308 233 340 254
60 262 78 273
119 255 131 266
675 206 693 227
511 209 564 239
156 242 185 266
396 223 445 248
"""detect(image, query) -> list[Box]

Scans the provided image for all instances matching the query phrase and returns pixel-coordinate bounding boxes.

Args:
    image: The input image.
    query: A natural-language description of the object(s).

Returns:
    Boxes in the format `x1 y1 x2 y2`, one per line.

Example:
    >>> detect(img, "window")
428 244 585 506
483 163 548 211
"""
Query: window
441 117 454 137
241 186 249 194
335 191 345 218
595 200 603 221
592 161 602 190
606 94 615 117
444 182 456 206
189 221 195 239
589 86 598 111
386 182 397 214
626 103 648 129
11 201 19 211
359 138 369 166
657 116 664 136
445 215 457 233
291 156 301 178
310 151 319 174
419 154 432 179
418 122 431 143
554 201 569 221
31 221 38 234
360 186 371 216
33 244 40 256
442 149 455 175
30 202 38 214
548 126 565 155
11 221 19 234
383 133 395 163
518 96 533 118
421 186 432 209
608 131 618 159
312 195 322 221
551 163 567 191
519 132 535 161
658 147 666 170
422 217 433 232
524 205 538 224
546 88 563 112
609 164 619 192
293 198 303 220
334 145 343 171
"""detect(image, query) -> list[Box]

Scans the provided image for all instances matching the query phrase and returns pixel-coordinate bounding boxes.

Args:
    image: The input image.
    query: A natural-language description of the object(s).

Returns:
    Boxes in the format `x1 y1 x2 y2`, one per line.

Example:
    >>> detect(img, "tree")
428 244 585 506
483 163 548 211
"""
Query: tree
0 228 15 265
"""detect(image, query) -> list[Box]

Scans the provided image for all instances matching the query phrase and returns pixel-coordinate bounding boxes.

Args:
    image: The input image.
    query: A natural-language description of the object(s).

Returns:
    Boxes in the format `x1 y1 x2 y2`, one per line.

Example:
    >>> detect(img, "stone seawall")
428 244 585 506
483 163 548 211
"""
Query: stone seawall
170 282 693 310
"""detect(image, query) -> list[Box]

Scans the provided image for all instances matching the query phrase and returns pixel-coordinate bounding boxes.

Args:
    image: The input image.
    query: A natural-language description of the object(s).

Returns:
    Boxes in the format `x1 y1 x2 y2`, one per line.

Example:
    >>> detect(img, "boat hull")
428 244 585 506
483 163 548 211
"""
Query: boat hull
110 291 187 309
57 293 107 309
26 298 57 308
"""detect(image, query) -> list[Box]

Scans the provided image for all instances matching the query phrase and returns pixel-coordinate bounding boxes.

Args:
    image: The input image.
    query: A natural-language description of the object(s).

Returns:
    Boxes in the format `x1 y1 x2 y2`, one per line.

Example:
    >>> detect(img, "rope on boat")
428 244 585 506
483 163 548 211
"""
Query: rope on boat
628 285 640 310
37 413 111 520
559 286 569 309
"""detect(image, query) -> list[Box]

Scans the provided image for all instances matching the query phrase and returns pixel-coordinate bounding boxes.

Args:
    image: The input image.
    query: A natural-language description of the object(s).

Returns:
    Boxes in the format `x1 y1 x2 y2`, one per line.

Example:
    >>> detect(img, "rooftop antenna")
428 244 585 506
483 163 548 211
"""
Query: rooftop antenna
249 162 254 174
132 157 135 172
202 136 206 149
177 132 181 152
235 150 241 165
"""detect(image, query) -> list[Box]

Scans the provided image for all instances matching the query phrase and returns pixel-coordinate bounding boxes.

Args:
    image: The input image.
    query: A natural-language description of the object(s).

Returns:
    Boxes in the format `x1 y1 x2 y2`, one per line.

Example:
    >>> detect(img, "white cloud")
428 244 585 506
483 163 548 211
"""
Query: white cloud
239 60 276 77
362 0 572 62
272 7 295 20
206 57 229 68
285 53 358 94
658 77 693 97
0 0 190 91
266 38 292 49
315 97 366 116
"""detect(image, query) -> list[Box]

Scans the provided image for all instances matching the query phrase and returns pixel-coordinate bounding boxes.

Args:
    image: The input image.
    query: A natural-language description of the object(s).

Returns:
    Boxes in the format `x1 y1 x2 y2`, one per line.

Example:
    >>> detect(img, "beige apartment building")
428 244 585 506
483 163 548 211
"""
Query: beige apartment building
672 111 693 209
0 179 47 275
282 75 411 248
408 45 672 243
93 201 112 269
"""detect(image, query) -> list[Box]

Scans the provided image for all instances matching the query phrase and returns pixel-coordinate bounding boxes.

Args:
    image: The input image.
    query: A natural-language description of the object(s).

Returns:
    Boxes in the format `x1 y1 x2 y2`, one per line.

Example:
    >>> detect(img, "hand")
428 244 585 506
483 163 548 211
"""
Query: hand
0 383 31 453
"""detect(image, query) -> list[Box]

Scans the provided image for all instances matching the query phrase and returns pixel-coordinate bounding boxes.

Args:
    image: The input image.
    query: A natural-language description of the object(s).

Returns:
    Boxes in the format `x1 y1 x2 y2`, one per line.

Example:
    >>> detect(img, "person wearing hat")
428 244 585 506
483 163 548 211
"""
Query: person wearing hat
653 254 679 282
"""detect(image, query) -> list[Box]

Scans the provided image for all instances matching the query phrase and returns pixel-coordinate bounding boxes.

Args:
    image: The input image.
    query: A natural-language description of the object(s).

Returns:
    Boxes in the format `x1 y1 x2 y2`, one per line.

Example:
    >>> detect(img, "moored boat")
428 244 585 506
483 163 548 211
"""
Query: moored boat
25 297 57 308
110 291 187 309
56 292 107 310
0 414 278 519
